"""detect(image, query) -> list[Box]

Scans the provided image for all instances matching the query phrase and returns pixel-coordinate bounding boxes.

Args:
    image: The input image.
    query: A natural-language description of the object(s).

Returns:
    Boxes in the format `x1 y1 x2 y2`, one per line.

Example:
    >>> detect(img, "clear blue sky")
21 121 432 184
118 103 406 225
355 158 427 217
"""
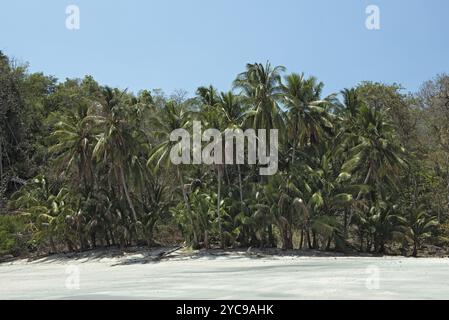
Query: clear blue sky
1 0 448 97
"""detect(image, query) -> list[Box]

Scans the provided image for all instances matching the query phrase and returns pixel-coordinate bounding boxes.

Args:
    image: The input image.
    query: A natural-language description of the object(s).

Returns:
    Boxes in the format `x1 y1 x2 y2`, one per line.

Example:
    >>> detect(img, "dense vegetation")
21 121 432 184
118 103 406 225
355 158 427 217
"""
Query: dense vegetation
1 52 448 257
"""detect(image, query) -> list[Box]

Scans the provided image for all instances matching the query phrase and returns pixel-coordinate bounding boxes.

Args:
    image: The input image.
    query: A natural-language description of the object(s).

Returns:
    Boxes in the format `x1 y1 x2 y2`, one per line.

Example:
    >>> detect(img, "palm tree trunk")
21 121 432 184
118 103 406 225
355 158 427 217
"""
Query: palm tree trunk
446 155 449 213
225 165 231 186
204 230 209 249
412 241 418 257
237 164 244 205
268 224 275 247
356 166 372 201
0 141 3 179
66 238 75 252
104 230 111 246
91 232 97 248
119 165 138 222
307 228 312 249
343 210 349 239
49 236 57 254
326 237 332 251
109 228 116 246
288 226 293 249
347 166 373 243
177 166 199 248
360 231 364 252
146 219 157 247
217 165 224 248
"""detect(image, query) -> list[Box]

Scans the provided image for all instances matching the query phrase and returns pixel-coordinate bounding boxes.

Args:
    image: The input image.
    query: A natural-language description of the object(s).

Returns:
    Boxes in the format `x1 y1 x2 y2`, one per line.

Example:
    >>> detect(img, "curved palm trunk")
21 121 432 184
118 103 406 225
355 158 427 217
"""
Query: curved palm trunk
346 165 373 242
357 165 372 201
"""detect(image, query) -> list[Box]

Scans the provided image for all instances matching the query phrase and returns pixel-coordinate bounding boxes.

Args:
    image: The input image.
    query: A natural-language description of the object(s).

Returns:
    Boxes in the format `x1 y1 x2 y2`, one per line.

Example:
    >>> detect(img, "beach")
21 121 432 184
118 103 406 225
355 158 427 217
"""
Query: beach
1 248 448 300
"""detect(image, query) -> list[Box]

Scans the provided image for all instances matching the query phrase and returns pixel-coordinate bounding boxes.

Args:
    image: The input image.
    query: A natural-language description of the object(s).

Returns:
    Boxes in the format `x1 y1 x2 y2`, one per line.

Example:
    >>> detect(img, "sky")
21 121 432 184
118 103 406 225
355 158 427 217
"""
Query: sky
1 0 448 97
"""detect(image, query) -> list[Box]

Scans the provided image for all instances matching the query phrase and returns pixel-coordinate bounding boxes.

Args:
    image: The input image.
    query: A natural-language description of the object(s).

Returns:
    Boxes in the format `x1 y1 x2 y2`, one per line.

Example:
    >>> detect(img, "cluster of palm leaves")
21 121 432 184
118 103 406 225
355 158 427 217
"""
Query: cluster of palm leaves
7 62 440 256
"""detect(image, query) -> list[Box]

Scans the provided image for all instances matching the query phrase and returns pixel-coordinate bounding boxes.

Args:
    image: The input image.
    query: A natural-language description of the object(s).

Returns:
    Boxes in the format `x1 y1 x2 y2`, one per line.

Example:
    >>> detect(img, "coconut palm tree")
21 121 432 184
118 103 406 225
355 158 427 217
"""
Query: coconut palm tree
233 62 285 132
50 102 95 196
218 91 247 207
400 206 438 256
341 104 407 199
90 87 143 223
196 86 225 247
148 100 200 248
282 73 334 164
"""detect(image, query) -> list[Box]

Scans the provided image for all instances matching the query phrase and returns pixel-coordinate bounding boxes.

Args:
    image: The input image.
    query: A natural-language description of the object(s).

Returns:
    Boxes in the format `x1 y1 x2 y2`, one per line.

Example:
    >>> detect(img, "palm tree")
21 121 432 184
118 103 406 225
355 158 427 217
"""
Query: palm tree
196 86 225 247
367 200 402 253
400 206 438 257
233 62 285 132
338 100 407 249
249 187 277 248
148 100 200 248
341 104 407 198
196 85 220 108
50 102 95 196
10 176 79 253
90 88 142 223
218 91 247 206
139 173 171 247
282 73 334 164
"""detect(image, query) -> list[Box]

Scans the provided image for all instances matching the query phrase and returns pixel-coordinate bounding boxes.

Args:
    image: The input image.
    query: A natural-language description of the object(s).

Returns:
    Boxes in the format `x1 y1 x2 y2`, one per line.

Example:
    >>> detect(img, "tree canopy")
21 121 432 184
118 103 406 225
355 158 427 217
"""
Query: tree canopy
1 52 448 257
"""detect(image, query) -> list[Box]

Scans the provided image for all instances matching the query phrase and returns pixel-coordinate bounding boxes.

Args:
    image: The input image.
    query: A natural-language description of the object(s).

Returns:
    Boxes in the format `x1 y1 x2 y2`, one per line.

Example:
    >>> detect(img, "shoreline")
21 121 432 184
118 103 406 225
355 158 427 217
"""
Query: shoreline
2 246 448 266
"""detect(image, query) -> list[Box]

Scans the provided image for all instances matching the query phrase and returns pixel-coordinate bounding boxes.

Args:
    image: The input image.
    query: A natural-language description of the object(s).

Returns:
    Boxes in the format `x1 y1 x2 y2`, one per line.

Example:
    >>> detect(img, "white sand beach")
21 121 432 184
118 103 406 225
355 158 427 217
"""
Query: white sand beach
1 248 448 300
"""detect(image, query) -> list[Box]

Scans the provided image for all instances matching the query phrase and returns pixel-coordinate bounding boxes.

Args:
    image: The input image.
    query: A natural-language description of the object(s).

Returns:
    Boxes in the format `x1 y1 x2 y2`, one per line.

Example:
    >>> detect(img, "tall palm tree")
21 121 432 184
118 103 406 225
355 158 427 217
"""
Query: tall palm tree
197 86 225 247
339 100 407 248
233 62 285 132
341 104 407 194
148 100 200 248
282 73 334 164
218 91 246 205
90 87 142 223
50 102 95 196
196 85 220 108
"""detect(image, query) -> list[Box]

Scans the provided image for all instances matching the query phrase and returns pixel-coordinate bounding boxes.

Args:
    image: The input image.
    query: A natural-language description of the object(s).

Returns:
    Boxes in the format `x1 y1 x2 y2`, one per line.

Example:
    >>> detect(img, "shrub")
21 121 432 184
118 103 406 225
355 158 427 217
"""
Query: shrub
0 214 26 257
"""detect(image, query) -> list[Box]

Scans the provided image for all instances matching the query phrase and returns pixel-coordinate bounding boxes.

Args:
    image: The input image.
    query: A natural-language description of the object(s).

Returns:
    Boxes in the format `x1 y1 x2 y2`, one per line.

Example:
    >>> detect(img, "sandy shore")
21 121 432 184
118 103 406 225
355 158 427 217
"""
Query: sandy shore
1 247 448 300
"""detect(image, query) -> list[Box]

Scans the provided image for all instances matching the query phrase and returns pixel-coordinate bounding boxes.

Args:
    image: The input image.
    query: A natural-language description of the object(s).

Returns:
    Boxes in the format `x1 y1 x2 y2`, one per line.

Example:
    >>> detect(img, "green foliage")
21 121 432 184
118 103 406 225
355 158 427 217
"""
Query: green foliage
0 215 26 256
1 51 448 257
